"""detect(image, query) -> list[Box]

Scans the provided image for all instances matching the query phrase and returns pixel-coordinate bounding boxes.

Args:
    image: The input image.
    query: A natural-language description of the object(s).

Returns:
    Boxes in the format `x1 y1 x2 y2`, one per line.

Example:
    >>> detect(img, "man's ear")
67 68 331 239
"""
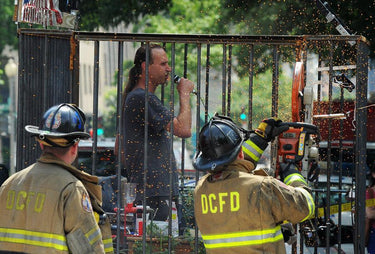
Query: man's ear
71 142 79 154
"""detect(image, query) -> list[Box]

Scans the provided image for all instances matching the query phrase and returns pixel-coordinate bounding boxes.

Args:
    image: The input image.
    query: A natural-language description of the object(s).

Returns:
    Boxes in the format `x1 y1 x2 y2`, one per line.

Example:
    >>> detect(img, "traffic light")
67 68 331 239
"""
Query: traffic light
97 128 104 136
240 106 247 122
89 128 104 137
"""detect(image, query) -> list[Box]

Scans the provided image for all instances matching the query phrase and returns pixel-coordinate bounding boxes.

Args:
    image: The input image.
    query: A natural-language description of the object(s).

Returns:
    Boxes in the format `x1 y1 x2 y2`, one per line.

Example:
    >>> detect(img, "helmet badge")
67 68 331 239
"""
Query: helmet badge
45 111 62 130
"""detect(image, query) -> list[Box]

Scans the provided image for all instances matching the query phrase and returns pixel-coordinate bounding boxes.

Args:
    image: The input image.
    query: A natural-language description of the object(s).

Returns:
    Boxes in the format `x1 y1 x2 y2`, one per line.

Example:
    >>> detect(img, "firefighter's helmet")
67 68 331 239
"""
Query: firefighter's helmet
25 103 90 147
193 114 250 172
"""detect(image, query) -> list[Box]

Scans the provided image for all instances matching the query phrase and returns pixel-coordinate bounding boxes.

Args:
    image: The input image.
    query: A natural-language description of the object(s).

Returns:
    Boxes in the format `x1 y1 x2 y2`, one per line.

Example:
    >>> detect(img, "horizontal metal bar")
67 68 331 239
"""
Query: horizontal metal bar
317 64 357 71
312 188 349 193
18 29 366 45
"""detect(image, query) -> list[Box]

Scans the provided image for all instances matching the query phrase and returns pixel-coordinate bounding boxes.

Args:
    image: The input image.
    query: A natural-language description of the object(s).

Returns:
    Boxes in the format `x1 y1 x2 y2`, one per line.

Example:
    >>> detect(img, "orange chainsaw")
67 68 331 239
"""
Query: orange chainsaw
276 122 320 182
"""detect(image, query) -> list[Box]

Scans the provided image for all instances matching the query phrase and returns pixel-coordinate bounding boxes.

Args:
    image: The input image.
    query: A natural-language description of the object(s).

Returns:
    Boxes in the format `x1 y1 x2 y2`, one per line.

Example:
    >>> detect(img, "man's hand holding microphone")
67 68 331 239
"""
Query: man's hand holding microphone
174 75 196 95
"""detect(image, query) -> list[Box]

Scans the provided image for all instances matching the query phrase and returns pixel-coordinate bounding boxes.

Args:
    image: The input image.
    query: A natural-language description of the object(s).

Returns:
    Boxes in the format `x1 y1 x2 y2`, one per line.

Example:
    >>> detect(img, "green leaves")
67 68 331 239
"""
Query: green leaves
0 1 17 54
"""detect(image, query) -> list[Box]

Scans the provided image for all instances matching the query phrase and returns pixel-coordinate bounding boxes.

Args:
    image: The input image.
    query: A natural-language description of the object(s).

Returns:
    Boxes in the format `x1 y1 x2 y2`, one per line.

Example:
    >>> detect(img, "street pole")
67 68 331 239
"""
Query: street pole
5 58 18 175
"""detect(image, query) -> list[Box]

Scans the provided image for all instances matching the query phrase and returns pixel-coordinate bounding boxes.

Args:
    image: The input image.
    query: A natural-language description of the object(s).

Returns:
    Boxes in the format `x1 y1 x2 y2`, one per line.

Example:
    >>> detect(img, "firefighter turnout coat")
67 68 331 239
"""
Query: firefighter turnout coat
0 153 113 254
194 159 314 254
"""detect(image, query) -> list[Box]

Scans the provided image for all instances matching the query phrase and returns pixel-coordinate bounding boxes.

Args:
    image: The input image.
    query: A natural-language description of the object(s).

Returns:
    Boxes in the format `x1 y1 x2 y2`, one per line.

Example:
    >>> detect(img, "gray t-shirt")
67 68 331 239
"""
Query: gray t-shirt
122 88 179 199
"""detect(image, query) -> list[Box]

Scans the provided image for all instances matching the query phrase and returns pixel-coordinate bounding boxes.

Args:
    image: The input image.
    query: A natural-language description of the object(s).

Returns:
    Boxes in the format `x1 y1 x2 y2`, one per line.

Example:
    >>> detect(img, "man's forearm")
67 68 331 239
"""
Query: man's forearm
168 94 192 138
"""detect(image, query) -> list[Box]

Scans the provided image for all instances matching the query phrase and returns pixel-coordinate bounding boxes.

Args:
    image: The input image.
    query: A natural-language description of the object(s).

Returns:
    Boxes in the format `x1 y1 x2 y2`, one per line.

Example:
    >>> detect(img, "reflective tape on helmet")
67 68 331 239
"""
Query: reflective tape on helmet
201 225 283 249
295 187 315 221
0 227 68 251
283 173 307 186
242 140 264 162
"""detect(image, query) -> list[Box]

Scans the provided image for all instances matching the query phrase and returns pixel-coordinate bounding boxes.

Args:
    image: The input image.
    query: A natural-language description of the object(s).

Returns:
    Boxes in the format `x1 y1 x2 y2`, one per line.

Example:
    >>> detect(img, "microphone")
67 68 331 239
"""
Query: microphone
173 75 197 95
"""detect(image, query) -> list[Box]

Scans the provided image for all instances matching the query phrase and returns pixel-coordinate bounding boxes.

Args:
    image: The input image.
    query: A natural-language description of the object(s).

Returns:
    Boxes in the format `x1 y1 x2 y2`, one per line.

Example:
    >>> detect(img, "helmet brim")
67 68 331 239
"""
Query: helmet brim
25 125 91 140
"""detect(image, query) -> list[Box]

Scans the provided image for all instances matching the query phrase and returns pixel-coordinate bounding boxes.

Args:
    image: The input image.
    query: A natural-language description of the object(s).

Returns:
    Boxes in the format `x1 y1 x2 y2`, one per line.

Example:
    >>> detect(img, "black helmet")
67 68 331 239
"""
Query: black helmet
25 103 90 145
193 114 250 172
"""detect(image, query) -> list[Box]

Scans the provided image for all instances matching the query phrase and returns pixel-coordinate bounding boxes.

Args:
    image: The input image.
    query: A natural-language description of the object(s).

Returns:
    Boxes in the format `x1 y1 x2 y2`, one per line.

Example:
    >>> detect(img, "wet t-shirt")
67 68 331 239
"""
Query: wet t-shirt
122 88 178 199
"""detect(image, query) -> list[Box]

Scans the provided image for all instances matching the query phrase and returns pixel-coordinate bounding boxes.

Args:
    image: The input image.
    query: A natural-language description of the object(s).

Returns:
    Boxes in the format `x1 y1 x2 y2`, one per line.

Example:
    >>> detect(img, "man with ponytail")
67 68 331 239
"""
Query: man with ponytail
116 44 194 221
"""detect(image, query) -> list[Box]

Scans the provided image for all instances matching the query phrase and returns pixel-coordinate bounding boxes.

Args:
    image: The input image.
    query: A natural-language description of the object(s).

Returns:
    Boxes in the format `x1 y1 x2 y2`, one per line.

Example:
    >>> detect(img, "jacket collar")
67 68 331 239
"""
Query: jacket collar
38 152 103 208
208 159 269 182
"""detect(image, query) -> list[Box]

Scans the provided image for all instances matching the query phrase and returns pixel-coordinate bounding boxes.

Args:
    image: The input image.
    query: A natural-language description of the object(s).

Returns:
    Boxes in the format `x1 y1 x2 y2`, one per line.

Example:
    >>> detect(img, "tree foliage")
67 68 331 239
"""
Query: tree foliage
220 0 374 57
78 0 374 56
78 0 172 31
0 0 18 54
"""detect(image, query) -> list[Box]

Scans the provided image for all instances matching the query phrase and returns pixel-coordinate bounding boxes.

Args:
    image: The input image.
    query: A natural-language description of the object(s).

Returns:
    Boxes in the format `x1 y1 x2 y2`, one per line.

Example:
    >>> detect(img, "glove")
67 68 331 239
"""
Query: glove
279 162 307 186
242 118 288 164
281 223 297 245
255 118 289 142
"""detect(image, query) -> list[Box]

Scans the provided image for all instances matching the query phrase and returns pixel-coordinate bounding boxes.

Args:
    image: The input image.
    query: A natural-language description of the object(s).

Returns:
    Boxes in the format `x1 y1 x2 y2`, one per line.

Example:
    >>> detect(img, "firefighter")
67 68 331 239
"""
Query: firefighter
0 103 113 254
193 114 315 254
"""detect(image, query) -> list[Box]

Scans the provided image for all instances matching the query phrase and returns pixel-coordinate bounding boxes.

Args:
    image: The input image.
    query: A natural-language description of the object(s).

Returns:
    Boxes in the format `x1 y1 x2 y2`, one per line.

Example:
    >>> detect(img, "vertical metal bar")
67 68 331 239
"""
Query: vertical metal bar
317 52 322 114
222 44 227 115
337 84 344 253
142 42 150 254
196 43 201 122
227 45 232 117
271 45 279 117
325 41 333 254
194 44 202 254
115 41 124 254
354 39 369 254
43 35 48 111
270 45 280 173
91 40 100 175
180 44 189 197
205 44 210 122
248 45 254 129
168 43 176 253
71 34 80 105
183 43 188 78
16 33 24 172
161 42 167 104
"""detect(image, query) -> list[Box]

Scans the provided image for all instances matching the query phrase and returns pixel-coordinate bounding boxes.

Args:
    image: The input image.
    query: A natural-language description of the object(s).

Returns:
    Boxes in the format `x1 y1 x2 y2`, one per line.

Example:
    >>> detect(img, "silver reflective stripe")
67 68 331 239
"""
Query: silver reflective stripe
202 225 283 249
85 226 102 245
242 140 263 162
0 227 68 251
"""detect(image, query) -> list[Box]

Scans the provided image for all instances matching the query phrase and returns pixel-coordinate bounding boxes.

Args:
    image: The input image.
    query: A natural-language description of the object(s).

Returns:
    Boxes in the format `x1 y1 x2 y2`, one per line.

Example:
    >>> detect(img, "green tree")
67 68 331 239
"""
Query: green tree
78 0 374 56
220 0 374 57
78 0 172 31
0 1 18 54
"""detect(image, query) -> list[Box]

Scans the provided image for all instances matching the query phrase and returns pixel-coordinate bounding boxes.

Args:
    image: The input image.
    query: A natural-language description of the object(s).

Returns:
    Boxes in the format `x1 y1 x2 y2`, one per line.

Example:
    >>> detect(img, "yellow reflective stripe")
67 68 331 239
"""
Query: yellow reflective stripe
284 173 307 185
103 238 114 253
367 198 375 207
85 226 102 245
0 227 68 251
295 187 315 221
316 198 375 217
202 225 283 249
242 140 264 162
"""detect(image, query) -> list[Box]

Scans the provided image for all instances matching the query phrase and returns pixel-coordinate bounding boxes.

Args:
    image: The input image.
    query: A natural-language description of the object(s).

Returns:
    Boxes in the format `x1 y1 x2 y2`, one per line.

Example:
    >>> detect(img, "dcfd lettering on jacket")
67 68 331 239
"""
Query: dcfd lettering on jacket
200 191 240 214
6 190 45 212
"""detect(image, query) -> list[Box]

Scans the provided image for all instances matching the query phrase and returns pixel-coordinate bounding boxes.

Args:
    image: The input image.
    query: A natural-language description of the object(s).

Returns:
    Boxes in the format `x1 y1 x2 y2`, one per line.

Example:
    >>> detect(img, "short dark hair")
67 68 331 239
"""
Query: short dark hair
42 144 71 155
